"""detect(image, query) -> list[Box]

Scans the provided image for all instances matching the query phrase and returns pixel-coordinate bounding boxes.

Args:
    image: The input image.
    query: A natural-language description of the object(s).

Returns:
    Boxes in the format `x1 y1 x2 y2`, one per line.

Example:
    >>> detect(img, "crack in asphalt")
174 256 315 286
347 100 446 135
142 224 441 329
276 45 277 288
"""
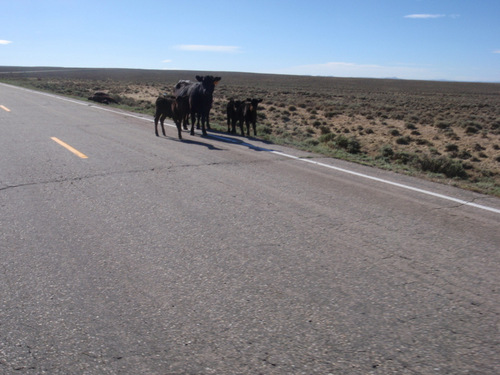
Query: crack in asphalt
429 196 490 212
1 174 127 193
0 158 264 193
0 168 158 193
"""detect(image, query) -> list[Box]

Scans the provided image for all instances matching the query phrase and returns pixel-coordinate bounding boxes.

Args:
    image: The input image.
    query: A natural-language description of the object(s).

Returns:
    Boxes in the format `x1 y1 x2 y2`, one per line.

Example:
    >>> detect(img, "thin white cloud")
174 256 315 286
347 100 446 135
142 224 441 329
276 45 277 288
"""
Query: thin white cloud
494 50 500 54
162 59 172 63
404 14 446 19
278 61 435 80
175 45 241 53
0 40 13 45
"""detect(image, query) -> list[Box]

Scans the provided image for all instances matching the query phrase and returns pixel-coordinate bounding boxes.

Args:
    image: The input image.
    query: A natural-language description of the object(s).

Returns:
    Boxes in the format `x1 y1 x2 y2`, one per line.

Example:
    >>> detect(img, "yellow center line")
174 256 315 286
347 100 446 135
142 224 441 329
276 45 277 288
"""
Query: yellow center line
0 105 11 112
51 137 88 159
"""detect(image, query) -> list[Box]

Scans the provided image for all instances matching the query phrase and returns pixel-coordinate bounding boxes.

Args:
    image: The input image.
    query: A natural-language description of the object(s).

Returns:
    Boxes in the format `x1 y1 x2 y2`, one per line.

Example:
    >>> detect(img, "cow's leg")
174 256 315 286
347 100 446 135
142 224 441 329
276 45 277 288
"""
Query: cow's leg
175 120 182 140
206 113 211 130
172 113 182 140
253 120 257 136
190 112 196 135
154 109 161 136
227 114 231 133
201 114 207 136
239 119 245 136
160 114 167 136
246 119 251 137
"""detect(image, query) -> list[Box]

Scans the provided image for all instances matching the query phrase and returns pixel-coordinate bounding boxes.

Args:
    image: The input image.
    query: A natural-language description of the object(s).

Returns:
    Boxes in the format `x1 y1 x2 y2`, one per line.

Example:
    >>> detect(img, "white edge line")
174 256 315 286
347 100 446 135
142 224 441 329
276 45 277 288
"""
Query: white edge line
2 82 500 215
271 151 500 214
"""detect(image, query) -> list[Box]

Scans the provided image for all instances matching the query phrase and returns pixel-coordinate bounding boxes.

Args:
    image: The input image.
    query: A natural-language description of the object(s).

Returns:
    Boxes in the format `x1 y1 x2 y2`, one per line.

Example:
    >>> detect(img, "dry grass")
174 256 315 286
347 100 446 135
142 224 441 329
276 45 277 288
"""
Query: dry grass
1 67 499 196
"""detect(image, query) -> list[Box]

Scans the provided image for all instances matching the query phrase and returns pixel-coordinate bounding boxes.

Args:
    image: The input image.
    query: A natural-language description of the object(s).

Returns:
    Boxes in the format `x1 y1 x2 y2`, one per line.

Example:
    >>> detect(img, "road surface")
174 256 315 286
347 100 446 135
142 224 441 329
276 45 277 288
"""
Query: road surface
1 83 499 374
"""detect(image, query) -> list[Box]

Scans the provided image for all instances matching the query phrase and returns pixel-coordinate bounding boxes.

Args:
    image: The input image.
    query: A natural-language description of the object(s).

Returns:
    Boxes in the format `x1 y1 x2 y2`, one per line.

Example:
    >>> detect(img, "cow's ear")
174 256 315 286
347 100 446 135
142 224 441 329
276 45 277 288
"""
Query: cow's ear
214 77 221 83
257 99 263 103
195 75 203 82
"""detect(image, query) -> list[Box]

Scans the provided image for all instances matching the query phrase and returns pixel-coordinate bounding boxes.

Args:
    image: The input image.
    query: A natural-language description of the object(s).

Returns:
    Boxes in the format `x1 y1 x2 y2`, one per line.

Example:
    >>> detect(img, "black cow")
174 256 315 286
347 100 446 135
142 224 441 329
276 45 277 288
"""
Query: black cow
226 99 242 134
174 75 221 136
154 95 190 139
237 98 263 136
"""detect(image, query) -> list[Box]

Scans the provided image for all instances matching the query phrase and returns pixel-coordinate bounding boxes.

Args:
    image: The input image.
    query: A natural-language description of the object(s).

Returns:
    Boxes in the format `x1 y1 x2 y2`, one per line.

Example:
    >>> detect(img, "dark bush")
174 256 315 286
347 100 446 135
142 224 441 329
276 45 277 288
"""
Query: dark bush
319 133 336 143
435 121 451 129
394 152 414 164
473 143 485 151
465 126 479 134
319 126 331 135
335 135 361 154
396 136 412 145
390 129 400 136
336 135 349 148
305 138 320 147
380 145 394 158
458 150 472 159
346 137 361 154
415 155 467 179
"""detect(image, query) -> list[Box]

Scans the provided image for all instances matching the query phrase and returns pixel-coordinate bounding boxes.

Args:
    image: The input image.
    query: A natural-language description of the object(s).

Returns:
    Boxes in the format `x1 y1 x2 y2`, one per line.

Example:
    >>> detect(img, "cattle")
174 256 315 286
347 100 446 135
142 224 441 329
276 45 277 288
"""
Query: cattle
154 95 190 139
171 95 190 139
237 98 263 137
174 75 221 136
226 99 242 134
88 92 118 104
154 95 174 137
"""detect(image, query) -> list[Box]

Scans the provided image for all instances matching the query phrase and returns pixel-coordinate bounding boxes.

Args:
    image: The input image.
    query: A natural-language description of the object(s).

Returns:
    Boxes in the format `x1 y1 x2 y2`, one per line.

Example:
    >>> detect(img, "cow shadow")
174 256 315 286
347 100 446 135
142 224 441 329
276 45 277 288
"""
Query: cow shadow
205 132 274 152
158 128 273 153
159 134 224 151
181 138 224 151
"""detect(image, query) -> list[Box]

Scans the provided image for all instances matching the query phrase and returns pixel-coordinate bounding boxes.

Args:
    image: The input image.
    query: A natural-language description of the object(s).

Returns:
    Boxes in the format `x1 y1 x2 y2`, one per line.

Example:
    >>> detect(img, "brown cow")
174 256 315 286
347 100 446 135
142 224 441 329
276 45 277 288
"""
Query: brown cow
171 96 190 139
154 95 174 137
154 95 190 139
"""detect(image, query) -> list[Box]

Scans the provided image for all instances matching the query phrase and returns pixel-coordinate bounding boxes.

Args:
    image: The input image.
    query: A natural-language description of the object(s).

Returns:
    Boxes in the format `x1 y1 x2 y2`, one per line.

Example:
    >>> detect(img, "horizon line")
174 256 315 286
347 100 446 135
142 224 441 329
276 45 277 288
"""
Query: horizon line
0 65 498 84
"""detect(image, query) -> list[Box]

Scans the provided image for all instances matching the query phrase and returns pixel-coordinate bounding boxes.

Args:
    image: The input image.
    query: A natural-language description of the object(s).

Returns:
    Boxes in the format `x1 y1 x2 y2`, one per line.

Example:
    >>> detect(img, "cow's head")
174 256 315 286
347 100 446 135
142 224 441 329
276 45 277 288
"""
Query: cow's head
195 75 222 92
249 98 263 111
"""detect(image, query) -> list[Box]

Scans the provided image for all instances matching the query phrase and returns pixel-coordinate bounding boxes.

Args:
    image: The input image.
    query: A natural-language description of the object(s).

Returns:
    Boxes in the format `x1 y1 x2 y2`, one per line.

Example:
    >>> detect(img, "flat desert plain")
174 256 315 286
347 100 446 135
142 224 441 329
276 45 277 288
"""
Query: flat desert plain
1 67 499 196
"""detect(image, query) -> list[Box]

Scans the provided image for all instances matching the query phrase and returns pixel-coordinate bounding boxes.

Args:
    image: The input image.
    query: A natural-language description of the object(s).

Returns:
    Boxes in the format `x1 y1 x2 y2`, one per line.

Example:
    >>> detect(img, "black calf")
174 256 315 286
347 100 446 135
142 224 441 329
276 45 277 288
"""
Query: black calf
237 98 263 136
226 99 242 134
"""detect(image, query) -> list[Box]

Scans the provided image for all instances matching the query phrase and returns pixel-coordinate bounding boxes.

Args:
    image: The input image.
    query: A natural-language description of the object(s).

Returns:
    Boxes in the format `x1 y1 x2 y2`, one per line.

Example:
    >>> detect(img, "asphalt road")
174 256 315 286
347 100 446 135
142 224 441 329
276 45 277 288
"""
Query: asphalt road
1 83 499 374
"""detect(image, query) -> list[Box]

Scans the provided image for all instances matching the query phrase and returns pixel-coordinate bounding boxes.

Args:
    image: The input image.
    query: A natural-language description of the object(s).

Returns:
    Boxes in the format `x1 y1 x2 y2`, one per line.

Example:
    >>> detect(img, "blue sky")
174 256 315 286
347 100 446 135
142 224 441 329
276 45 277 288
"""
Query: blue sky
1 0 499 82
